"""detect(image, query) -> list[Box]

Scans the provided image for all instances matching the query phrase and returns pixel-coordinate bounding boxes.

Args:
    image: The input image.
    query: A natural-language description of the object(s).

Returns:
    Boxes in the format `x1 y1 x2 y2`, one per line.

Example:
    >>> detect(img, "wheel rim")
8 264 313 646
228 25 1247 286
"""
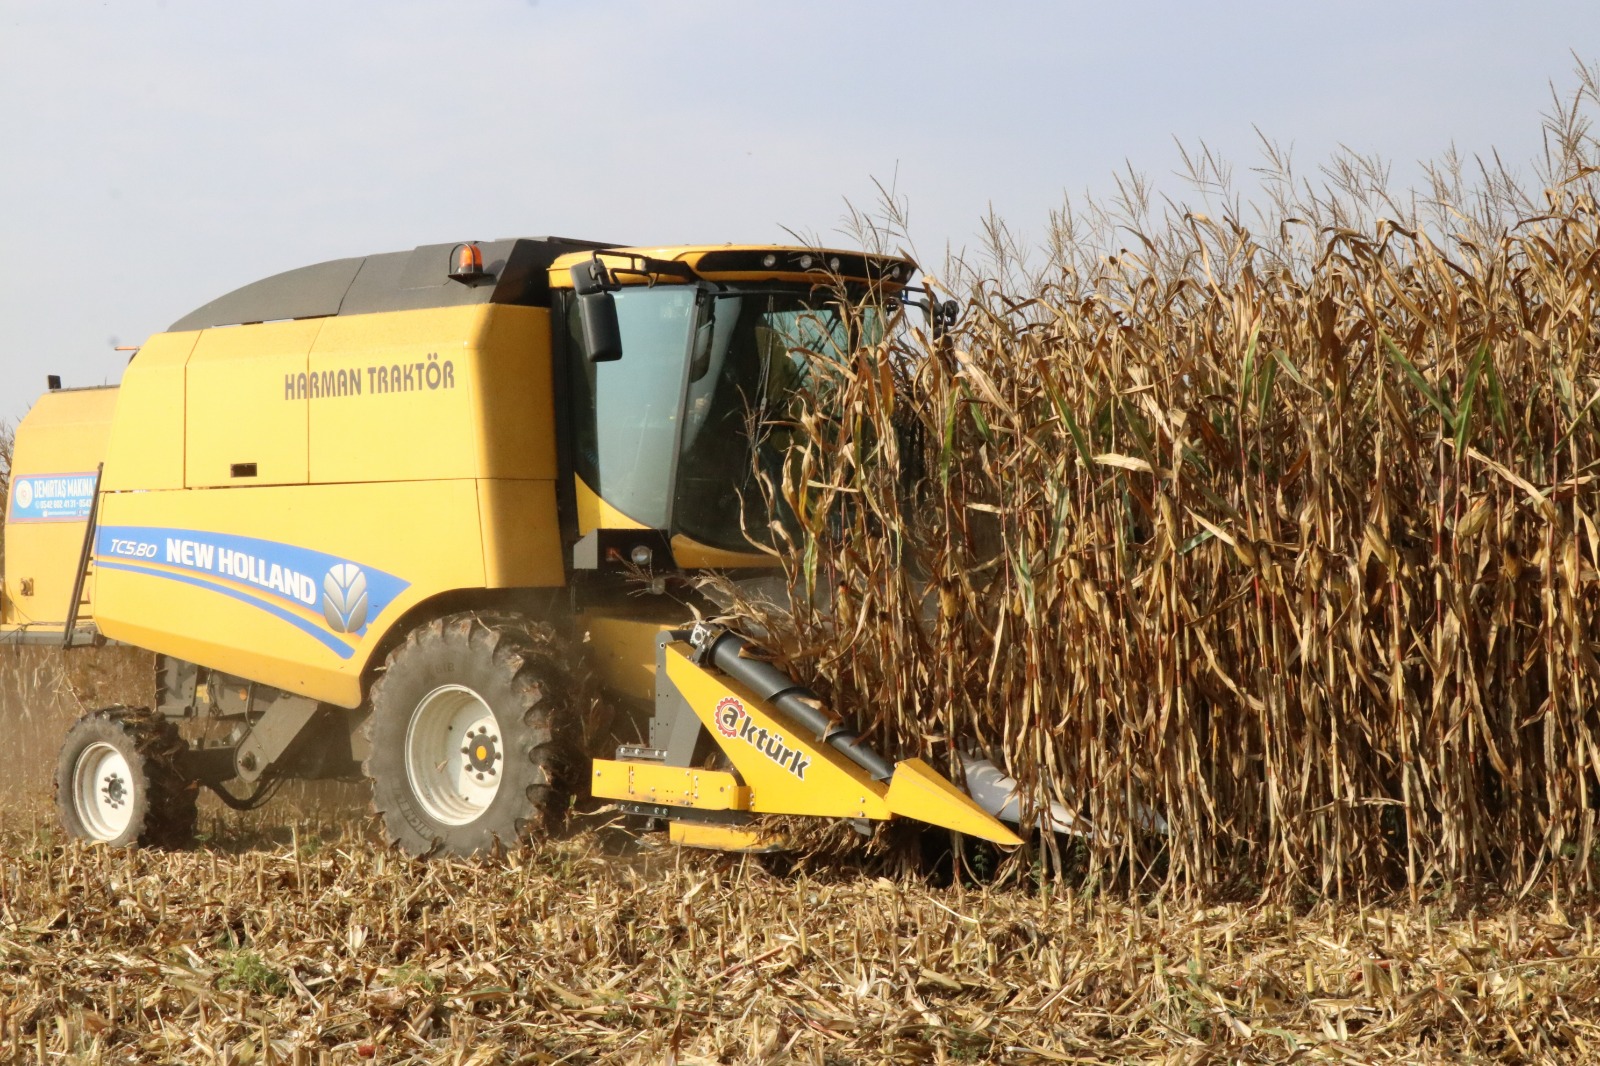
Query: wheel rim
404 685 505 826
73 741 136 841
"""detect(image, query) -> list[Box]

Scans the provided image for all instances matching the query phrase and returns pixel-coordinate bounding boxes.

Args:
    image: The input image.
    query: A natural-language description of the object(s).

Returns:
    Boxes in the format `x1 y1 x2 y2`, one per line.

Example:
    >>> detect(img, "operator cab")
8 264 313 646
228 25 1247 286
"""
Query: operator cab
551 246 917 573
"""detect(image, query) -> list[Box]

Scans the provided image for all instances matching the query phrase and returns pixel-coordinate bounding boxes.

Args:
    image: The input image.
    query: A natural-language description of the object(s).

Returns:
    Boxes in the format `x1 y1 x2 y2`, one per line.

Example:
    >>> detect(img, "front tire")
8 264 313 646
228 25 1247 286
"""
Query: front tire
55 709 198 848
366 613 581 857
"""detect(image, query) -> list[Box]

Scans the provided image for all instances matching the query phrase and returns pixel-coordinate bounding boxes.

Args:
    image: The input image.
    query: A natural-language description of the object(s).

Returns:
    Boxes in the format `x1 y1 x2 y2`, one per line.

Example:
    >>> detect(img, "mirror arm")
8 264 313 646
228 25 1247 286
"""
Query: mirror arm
889 285 961 338
574 251 696 294
570 257 613 296
567 253 702 364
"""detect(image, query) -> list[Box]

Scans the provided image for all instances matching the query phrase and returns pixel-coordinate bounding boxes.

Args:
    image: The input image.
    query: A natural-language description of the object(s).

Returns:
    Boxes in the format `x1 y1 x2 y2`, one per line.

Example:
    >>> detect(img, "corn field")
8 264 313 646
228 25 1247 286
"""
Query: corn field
734 66 1600 899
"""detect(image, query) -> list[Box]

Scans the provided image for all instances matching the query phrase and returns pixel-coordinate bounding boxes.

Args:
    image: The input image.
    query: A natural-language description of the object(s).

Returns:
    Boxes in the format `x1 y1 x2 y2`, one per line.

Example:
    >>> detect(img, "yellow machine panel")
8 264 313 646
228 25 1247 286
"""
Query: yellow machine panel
186 318 323 487
92 479 490 706
476 478 564 589
662 642 893 820
583 616 666 703
309 306 490 484
669 533 781 570
591 759 749 810
575 477 647 534
471 306 557 480
3 387 118 629
100 332 194 492
548 245 912 291
667 822 776 852
81 300 568 705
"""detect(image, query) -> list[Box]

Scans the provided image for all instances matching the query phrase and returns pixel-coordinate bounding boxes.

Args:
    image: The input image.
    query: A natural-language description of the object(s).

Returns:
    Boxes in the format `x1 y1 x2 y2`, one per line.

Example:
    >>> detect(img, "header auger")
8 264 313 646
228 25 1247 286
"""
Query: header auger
6 235 1024 858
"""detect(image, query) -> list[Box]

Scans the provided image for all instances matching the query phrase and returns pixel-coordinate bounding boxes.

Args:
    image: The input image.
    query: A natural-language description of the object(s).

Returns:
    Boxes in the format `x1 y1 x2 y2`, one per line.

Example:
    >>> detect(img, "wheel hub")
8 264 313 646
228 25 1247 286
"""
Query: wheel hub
463 726 500 775
72 741 136 841
404 685 505 826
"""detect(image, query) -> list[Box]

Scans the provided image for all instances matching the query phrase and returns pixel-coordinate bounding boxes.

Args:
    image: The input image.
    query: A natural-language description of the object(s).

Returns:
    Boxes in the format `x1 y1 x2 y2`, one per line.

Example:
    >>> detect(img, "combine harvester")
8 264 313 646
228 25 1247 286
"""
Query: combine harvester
4 237 1036 856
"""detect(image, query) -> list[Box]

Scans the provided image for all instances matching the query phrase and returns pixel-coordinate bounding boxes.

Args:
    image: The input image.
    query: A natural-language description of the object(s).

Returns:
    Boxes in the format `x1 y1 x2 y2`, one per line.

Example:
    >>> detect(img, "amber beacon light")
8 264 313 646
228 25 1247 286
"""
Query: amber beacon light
448 242 485 281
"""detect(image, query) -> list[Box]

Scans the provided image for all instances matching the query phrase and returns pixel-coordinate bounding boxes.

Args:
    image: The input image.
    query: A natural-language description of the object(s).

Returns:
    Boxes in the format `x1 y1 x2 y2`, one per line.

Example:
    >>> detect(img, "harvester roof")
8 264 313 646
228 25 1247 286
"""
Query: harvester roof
548 245 917 289
168 236 616 332
169 239 918 333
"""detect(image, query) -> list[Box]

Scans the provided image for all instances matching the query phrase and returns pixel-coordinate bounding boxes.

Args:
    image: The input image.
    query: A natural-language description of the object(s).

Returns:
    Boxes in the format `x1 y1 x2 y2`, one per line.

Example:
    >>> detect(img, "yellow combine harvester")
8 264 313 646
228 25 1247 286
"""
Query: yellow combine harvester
4 237 1024 856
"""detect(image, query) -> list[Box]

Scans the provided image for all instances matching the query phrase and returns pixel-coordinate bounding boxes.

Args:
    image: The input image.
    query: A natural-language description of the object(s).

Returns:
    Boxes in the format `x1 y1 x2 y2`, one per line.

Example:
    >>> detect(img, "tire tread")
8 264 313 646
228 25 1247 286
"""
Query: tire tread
55 707 198 848
365 611 589 857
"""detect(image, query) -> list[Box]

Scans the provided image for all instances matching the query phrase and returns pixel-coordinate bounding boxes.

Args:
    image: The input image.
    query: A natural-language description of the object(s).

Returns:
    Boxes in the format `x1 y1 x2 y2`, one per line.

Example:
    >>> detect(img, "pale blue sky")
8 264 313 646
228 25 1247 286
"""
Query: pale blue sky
1 1 1594 421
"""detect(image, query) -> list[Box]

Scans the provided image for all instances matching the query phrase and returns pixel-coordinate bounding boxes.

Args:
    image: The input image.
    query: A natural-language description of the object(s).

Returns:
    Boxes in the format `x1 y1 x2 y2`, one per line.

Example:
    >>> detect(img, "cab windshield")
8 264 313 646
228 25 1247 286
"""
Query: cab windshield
569 282 881 552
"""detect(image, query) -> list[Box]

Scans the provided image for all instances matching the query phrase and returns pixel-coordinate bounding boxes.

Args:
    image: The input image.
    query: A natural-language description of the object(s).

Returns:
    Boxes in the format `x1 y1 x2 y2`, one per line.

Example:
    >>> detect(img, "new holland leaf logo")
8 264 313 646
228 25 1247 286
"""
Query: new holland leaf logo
322 563 369 633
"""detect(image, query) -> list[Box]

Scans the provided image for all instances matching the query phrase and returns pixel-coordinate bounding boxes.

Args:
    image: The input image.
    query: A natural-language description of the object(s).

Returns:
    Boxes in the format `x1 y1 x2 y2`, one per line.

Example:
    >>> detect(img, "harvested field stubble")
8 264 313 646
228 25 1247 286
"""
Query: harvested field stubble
3 830 1600 1064
733 65 1600 897
0 646 153 811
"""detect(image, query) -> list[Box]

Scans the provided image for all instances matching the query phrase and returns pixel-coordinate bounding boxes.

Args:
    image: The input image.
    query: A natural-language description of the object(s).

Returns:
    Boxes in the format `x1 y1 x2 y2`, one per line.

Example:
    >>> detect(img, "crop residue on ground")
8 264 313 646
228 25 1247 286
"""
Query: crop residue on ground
2 821 1599 1064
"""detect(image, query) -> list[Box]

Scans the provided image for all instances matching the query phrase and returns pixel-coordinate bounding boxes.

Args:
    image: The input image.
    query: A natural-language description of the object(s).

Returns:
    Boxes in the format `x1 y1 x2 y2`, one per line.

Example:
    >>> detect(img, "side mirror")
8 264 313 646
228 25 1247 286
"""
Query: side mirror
577 291 623 363
571 261 623 362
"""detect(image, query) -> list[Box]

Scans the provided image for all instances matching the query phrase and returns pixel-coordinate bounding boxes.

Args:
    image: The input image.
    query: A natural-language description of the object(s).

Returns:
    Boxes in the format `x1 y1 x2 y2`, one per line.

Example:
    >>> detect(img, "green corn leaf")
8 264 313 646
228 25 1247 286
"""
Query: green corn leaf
1486 358 1507 435
1045 379 1093 468
1257 342 1279 412
960 381 996 446
939 394 957 489
1272 348 1308 391
1454 342 1488 452
1553 386 1600 454
1240 326 1258 404
1382 334 1456 432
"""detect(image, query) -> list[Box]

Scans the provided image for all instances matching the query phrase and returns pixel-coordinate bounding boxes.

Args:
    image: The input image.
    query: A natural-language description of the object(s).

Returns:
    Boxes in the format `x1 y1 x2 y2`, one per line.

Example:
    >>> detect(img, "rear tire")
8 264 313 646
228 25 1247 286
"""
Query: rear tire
365 612 582 857
55 709 198 848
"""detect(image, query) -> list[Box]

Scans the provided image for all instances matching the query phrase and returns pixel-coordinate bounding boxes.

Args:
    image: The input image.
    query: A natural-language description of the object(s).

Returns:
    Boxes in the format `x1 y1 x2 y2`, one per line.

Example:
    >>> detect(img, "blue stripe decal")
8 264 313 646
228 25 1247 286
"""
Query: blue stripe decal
96 559 358 659
95 525 410 659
